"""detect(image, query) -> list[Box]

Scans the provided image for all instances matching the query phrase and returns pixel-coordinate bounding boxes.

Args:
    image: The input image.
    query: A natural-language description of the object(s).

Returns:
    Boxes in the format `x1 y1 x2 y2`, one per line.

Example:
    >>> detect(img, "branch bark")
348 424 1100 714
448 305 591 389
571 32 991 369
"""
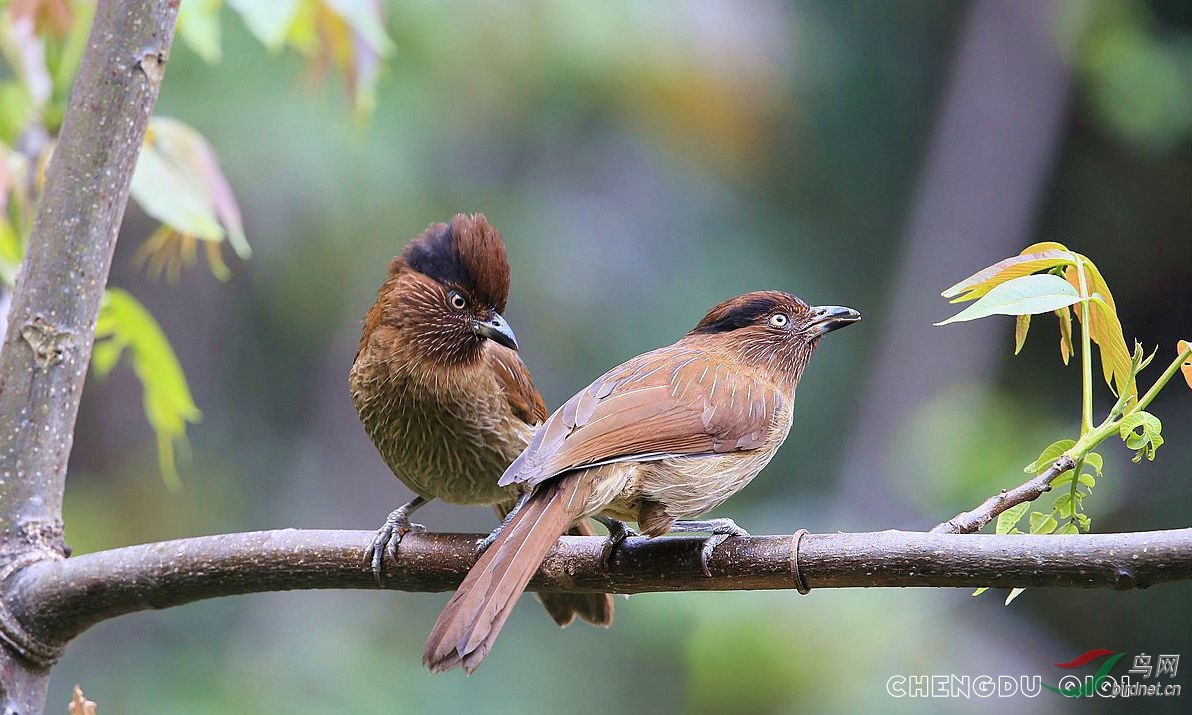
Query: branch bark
931 455 1077 534
2 527 1189 656
0 0 178 710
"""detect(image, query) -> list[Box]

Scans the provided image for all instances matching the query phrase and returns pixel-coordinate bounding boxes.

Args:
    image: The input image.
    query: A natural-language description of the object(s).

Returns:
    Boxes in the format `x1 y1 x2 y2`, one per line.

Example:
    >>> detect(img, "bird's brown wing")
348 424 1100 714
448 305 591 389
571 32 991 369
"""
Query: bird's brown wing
499 343 783 488
485 342 548 425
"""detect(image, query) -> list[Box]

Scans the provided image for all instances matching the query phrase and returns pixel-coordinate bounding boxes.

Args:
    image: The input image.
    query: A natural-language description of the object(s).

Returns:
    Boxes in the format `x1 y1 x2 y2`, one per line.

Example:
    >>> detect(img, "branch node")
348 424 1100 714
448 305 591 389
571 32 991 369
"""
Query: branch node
1113 568 1138 591
19 318 75 369
0 551 65 667
790 529 811 594
135 49 168 87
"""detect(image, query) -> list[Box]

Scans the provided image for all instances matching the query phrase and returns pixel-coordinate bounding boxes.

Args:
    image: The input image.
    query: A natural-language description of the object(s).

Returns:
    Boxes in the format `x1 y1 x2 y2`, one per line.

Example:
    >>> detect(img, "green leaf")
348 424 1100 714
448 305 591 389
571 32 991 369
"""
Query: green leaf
1078 473 1096 489
935 274 1082 326
229 0 300 51
178 0 224 64
1084 451 1103 477
996 502 1031 535
1056 522 1080 535
1014 314 1030 354
1024 439 1075 474
1053 493 1074 519
1050 473 1075 489
94 289 202 489
972 587 989 597
1074 513 1092 531
941 243 1074 301
1004 588 1026 605
0 82 32 145
1029 511 1058 535
1119 411 1163 461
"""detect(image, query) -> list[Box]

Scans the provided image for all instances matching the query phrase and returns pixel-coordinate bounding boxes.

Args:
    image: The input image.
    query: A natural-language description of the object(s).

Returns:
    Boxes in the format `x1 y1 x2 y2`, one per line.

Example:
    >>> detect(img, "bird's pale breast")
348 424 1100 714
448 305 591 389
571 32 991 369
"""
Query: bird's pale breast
580 397 794 526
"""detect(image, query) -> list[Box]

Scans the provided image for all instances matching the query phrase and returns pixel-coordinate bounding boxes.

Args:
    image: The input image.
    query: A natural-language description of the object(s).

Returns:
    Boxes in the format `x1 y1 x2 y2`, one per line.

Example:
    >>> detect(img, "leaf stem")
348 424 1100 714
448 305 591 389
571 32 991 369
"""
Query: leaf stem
1067 455 1084 531
1074 255 1094 434
1131 344 1192 415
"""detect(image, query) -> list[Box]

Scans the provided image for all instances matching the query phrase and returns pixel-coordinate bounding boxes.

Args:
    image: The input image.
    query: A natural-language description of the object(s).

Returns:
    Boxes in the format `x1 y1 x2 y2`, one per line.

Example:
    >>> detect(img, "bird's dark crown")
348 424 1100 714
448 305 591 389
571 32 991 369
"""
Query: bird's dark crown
394 213 511 312
690 291 809 335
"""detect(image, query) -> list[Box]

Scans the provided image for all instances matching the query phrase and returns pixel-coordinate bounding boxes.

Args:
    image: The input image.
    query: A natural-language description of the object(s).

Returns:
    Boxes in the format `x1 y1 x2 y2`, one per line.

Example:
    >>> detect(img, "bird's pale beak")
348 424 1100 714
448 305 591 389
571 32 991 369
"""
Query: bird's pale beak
806 305 862 337
472 313 519 350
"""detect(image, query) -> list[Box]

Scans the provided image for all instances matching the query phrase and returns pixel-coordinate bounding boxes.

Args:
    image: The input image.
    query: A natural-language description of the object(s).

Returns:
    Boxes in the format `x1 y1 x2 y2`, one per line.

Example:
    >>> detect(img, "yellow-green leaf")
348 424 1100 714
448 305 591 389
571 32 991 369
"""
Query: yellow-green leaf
936 274 1081 326
178 0 224 64
1065 259 1134 398
1029 511 1057 535
1024 439 1075 474
1056 307 1074 365
941 244 1074 302
229 0 300 51
996 502 1030 535
1119 411 1163 462
1014 314 1030 354
1179 340 1192 389
94 288 202 489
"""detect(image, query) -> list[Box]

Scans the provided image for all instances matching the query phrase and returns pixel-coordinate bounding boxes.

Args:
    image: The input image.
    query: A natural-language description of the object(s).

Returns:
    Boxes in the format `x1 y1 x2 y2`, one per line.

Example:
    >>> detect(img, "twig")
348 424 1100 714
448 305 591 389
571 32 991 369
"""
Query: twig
930 455 1076 534
3 525 1189 659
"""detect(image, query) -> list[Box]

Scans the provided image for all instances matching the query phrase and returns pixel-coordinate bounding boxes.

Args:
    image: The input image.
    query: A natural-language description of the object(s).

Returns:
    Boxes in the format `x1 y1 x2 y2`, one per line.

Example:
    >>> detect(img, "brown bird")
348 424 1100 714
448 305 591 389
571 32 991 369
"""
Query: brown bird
349 213 613 628
423 290 860 673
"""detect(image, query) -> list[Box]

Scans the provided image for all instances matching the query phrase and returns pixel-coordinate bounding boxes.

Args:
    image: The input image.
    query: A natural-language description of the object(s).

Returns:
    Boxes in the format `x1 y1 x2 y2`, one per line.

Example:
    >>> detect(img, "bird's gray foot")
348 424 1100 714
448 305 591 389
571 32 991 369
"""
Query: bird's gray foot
476 491 531 555
365 496 428 585
594 516 639 570
668 518 750 577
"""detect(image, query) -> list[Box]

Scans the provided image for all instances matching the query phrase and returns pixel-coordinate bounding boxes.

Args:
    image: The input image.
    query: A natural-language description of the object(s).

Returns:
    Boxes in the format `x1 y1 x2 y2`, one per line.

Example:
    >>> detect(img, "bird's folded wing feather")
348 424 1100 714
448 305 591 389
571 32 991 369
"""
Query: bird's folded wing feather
485 342 548 425
498 344 782 488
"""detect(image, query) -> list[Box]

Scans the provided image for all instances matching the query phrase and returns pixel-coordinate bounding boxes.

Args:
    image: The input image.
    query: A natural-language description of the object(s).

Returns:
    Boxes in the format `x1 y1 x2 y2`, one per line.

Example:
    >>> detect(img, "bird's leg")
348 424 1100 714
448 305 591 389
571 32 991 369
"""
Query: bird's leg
365 496 429 585
476 491 531 555
594 516 639 570
667 518 750 577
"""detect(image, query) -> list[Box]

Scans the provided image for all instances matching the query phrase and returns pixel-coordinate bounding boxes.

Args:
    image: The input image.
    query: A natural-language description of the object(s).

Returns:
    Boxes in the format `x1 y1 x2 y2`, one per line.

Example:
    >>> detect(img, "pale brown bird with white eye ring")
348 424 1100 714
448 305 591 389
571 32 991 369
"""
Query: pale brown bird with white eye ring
349 213 613 628
423 290 860 673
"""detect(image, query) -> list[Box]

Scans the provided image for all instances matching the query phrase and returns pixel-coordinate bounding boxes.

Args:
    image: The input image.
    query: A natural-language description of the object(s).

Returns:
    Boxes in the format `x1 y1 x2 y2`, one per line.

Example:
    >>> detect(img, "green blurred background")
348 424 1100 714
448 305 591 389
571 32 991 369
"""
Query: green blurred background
48 0 1192 712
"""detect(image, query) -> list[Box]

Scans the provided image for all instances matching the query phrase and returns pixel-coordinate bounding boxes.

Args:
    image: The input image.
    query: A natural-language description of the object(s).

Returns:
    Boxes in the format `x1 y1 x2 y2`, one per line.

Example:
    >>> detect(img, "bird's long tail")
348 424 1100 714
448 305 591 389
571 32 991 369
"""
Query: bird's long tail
425 475 594 673
491 502 613 629
537 518 614 627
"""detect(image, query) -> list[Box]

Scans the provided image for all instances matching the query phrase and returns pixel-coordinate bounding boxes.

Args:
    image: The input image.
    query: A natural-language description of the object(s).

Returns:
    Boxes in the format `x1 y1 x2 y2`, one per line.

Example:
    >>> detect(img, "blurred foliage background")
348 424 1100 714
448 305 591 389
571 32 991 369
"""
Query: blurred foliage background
2 0 1190 712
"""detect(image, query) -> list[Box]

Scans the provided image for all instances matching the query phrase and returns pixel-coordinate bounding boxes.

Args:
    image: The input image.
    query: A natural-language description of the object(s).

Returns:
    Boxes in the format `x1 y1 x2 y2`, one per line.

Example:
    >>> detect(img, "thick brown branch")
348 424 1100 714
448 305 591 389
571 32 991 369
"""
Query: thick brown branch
931 455 1077 534
0 1 177 557
4 527 1189 657
0 0 179 709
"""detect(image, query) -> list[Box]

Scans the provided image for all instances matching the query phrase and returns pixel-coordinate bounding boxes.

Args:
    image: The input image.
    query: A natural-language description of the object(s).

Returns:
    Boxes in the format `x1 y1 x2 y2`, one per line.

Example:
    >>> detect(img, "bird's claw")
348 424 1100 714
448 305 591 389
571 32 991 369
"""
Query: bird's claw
475 528 500 556
667 518 749 577
365 509 425 585
596 518 639 571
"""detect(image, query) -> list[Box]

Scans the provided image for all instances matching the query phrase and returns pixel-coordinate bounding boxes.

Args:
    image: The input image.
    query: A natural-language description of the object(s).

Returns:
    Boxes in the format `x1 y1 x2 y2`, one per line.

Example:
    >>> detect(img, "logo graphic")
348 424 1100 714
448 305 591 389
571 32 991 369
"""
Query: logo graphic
1045 649 1127 697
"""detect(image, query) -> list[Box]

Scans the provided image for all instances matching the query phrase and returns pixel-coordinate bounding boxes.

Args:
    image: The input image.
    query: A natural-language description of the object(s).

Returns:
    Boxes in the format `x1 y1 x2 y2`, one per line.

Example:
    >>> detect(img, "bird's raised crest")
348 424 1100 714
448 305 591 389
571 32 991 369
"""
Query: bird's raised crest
396 213 511 311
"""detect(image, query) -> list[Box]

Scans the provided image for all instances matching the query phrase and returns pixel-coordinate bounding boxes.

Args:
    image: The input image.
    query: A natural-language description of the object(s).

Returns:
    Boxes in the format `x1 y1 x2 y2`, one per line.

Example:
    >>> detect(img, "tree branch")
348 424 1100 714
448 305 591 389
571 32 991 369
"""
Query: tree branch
931 455 1077 534
0 0 178 709
3 527 1189 657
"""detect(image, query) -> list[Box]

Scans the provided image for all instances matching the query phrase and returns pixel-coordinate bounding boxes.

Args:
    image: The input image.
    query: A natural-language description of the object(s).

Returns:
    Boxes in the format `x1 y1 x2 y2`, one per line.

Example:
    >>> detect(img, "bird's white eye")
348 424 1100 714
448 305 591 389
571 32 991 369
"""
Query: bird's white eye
769 313 789 328
449 292 467 310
